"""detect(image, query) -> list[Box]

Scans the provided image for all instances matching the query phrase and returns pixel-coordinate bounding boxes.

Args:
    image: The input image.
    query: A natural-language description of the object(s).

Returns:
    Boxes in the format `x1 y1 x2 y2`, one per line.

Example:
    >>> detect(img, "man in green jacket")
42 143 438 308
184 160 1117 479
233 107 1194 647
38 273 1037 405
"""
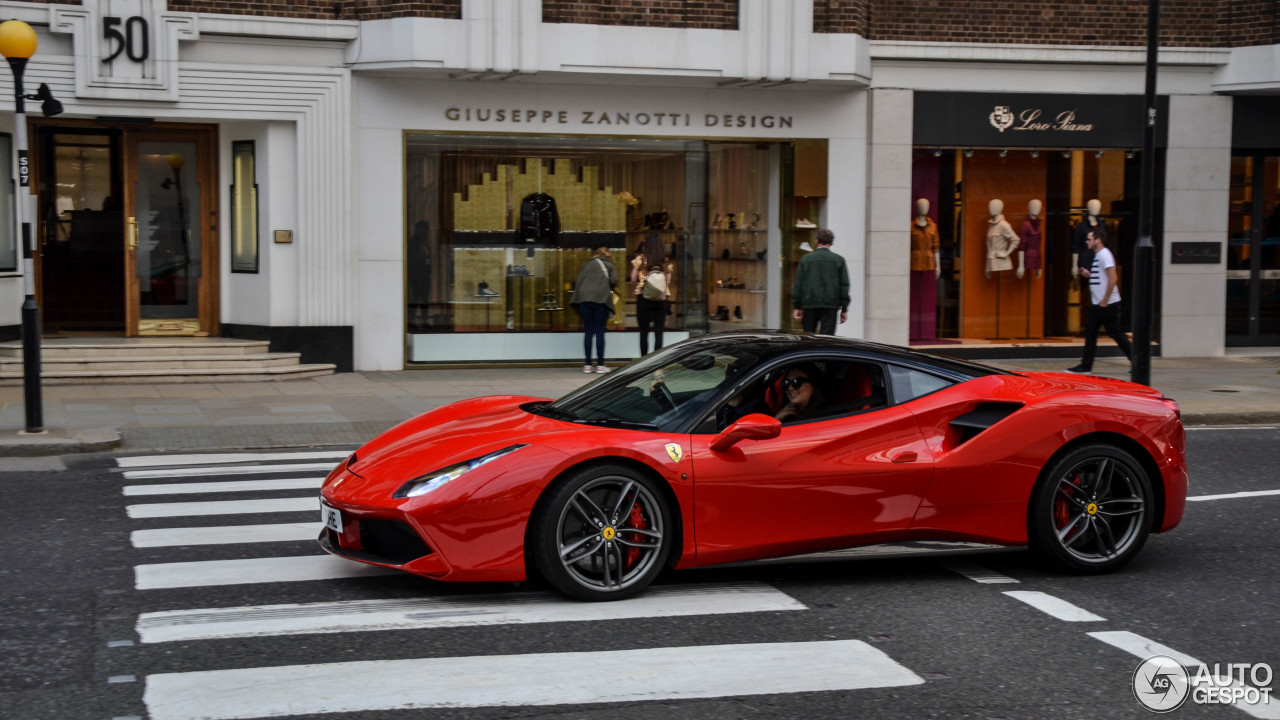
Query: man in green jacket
790 228 850 335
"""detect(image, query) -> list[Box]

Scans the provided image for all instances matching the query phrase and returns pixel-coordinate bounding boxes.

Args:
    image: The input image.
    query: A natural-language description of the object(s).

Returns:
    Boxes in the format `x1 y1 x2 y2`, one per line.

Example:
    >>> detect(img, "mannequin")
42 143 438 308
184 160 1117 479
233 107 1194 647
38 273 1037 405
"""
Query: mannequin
985 199 1024 279
1020 199 1043 280
986 199 1022 341
1072 198 1102 278
910 198 942 341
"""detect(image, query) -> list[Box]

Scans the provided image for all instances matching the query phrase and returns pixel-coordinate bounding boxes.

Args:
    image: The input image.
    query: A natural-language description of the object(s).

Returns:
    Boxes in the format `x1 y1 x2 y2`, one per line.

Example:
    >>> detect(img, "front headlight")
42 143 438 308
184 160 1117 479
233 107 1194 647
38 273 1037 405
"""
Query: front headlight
391 444 528 499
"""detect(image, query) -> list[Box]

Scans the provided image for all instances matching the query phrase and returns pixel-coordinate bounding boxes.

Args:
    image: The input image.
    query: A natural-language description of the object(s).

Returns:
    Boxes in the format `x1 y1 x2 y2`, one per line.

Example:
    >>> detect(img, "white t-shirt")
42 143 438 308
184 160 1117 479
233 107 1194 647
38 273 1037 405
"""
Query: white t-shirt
1089 247 1121 306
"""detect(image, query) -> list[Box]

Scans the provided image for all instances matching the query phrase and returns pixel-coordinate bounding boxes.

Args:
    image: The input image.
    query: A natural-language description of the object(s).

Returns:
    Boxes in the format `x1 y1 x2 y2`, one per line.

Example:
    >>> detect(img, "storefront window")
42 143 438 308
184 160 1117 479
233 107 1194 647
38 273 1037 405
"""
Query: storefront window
0 134 13 273
230 141 258 273
707 142 771 329
910 148 1145 343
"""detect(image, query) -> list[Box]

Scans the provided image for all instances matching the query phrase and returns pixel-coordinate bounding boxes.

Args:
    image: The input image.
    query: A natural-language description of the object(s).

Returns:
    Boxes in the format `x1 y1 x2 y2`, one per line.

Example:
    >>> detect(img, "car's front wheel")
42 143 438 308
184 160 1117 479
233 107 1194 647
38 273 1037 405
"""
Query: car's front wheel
1028 443 1153 574
531 464 673 601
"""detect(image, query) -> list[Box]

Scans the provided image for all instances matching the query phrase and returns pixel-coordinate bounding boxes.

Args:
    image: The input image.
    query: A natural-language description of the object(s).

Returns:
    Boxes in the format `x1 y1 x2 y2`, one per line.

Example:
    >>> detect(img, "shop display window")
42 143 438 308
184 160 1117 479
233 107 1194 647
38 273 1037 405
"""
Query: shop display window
404 135 709 339
707 143 771 330
910 148 1148 344
1227 155 1280 343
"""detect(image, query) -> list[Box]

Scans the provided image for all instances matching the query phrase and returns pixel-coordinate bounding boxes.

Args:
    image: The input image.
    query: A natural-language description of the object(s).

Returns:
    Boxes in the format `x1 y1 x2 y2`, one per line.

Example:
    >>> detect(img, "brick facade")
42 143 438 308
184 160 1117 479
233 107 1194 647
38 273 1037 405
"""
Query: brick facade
814 0 869 35
542 1 737 30
169 0 460 21
867 0 1276 49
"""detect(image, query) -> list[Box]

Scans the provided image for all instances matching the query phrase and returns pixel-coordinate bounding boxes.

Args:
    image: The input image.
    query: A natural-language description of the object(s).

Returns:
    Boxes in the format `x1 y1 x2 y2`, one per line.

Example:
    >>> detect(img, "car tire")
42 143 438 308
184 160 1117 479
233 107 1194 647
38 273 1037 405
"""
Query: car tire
1028 443 1153 574
530 464 673 601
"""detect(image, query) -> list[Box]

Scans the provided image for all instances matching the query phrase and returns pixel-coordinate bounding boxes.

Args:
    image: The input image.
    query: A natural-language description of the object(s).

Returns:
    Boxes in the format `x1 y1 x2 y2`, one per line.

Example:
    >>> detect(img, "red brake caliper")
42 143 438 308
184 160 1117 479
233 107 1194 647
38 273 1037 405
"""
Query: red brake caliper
625 500 647 569
1055 473 1080 529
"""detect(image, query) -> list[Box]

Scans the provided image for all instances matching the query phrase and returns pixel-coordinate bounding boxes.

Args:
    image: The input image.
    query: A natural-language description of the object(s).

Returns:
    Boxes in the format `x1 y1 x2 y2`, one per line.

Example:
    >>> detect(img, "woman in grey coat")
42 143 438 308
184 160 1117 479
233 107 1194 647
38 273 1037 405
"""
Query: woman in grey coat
571 246 618 373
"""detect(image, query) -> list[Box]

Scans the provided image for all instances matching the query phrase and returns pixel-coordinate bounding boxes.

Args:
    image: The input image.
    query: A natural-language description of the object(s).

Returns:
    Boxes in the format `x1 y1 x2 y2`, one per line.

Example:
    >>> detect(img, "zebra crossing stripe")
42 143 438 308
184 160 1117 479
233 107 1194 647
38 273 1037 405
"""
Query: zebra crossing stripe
117 451 352 469
127 497 317 519
1003 591 1106 622
123 463 339 481
143 639 924 719
135 555 396 590
940 560 1020 584
135 583 807 643
124 478 325 496
131 523 320 548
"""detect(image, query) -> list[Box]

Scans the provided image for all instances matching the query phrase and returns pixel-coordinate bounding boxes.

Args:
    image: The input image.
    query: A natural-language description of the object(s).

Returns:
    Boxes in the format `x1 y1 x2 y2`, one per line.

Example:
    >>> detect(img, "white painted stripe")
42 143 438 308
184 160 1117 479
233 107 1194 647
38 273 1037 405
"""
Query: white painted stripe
136 583 805 643
942 560 1020 584
1188 489 1280 502
1087 630 1203 667
1003 591 1106 622
123 463 339 480
135 555 397 590
1092 632 1280 719
126 497 316 519
131 523 320 548
1186 426 1277 431
118 451 352 469
124 477 324 496
143 639 924 719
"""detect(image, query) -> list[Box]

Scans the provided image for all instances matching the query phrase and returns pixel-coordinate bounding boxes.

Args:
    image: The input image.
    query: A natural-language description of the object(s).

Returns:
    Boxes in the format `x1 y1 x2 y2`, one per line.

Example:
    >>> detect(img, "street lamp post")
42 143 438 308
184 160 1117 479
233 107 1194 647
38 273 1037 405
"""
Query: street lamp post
1130 0 1160 387
0 20 43 433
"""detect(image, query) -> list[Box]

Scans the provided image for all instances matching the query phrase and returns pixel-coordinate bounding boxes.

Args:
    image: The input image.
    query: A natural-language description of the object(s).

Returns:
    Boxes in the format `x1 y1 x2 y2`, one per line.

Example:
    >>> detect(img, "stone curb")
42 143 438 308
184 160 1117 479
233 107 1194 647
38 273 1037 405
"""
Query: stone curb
1 411 1277 456
0 428 121 457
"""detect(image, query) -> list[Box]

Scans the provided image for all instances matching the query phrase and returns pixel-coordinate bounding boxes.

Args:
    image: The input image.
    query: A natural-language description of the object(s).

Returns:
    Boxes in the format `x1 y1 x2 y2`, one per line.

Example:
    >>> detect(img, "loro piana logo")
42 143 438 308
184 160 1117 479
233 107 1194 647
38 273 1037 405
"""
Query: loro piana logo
1133 656 1191 713
989 105 1015 132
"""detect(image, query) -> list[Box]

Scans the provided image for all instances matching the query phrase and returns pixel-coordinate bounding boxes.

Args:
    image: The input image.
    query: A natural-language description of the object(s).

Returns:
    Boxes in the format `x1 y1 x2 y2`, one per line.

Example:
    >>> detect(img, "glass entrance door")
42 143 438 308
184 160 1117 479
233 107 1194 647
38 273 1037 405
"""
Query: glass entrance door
1227 155 1280 345
126 129 216 336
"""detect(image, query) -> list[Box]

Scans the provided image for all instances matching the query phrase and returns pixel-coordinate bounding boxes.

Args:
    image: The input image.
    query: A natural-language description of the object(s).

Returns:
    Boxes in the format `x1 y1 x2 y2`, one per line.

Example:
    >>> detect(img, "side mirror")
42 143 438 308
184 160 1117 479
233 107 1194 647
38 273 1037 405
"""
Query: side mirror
710 413 781 452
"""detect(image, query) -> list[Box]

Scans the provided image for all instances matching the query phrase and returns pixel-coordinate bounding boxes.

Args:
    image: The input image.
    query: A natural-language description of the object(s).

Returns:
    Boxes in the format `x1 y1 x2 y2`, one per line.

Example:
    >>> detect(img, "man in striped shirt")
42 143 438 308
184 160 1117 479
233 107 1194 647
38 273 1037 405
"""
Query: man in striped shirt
1068 224 1132 373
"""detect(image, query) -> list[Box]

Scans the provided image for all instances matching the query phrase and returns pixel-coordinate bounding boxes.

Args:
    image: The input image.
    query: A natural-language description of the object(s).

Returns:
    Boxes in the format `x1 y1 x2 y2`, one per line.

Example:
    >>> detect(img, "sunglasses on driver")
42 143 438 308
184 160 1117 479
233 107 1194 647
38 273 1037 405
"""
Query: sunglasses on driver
782 376 812 389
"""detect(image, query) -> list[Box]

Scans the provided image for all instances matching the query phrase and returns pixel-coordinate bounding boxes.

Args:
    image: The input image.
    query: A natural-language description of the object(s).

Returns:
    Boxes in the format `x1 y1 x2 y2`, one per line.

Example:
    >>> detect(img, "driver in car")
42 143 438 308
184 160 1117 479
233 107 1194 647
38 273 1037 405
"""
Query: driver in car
774 364 829 424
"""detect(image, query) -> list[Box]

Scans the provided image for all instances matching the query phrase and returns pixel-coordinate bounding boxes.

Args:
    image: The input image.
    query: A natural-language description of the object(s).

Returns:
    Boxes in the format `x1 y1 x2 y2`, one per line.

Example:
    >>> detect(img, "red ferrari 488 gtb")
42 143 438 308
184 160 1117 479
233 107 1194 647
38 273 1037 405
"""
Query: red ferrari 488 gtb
320 333 1186 601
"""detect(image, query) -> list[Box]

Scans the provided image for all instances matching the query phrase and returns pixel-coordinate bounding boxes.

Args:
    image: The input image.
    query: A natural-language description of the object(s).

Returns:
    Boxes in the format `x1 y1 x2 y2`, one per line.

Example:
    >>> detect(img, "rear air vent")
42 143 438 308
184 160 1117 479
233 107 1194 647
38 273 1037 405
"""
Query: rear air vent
949 402 1023 446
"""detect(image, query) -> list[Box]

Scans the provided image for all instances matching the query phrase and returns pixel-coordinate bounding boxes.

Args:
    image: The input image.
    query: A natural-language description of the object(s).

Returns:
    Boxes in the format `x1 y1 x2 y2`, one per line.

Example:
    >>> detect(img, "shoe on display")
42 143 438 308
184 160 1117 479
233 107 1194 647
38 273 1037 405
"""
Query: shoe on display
477 281 500 297
799 242 814 253
721 248 730 259
749 213 762 229
756 249 767 260
734 305 742 319
795 218 817 229
1066 364 1090 373
584 365 594 374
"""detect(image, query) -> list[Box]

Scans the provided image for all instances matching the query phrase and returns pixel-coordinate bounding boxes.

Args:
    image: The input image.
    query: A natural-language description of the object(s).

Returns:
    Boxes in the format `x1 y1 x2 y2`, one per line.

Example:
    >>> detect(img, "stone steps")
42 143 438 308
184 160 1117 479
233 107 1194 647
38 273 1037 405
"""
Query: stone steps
0 339 337 385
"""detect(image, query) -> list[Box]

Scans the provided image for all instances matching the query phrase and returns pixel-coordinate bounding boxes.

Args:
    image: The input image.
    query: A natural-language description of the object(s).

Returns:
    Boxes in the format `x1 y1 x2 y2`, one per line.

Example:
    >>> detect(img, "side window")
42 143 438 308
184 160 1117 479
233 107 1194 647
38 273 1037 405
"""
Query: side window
707 359 889 430
888 365 955 403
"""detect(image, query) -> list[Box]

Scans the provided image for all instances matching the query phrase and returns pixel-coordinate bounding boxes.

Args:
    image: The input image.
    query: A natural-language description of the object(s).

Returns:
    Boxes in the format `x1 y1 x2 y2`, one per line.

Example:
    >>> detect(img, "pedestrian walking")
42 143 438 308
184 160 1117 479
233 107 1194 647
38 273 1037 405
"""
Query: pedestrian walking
790 228 850 335
1068 224 1132 373
571 246 617 373
631 232 675 355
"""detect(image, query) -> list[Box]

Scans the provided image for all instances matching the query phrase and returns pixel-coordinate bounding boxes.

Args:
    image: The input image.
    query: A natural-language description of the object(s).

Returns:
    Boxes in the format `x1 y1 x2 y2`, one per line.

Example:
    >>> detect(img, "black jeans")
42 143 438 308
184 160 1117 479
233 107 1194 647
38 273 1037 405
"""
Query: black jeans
636 297 668 355
576 301 608 366
801 307 839 335
1081 302 1133 370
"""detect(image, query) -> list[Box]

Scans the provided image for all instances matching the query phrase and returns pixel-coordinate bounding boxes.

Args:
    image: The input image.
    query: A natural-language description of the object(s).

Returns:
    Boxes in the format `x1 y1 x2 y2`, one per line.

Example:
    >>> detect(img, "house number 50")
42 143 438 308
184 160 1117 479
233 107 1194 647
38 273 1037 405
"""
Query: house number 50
102 16 149 63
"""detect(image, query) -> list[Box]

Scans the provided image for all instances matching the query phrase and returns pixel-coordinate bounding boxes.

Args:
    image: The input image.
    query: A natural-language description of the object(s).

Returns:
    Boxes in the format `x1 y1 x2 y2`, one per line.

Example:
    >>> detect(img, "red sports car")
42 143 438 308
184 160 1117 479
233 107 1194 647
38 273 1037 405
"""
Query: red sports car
319 333 1186 601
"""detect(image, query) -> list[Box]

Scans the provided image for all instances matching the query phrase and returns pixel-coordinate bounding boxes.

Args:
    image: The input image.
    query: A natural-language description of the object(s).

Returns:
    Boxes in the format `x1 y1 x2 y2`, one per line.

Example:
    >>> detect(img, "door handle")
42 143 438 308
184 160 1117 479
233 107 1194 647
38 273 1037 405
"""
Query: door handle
892 451 917 464
127 217 137 250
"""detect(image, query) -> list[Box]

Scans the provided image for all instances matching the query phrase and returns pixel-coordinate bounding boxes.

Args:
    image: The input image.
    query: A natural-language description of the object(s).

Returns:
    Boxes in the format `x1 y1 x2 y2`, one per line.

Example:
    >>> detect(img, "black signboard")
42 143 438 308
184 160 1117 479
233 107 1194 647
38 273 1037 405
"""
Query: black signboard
1232 96 1280 151
915 92 1170 148
1170 242 1222 264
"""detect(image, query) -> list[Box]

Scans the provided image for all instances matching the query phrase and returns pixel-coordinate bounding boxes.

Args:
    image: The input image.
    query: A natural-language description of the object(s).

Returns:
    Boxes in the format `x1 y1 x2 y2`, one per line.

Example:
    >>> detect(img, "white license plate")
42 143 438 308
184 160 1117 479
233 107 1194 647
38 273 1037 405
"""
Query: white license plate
320 501 344 534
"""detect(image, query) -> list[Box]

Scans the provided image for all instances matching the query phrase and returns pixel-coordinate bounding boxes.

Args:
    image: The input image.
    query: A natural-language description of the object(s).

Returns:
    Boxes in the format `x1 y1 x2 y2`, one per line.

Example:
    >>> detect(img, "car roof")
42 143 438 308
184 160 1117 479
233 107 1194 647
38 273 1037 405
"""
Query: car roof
682 332 1010 379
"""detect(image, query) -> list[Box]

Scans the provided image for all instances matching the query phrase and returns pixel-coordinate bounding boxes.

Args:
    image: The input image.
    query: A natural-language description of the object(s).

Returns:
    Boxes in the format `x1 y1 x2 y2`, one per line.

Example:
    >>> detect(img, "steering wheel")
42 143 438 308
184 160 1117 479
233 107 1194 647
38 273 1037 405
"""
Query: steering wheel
652 381 676 411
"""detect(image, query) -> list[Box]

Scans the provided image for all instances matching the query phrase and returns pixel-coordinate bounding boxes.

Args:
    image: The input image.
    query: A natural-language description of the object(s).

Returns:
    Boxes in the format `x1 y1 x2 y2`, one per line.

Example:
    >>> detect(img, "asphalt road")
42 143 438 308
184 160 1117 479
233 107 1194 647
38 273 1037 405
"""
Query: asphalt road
1 428 1277 720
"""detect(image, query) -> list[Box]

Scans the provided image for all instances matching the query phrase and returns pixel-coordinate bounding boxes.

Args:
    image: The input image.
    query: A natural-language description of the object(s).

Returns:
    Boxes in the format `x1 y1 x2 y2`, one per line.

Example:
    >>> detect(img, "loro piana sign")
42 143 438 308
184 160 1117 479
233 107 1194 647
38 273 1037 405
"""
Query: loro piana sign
914 92 1169 148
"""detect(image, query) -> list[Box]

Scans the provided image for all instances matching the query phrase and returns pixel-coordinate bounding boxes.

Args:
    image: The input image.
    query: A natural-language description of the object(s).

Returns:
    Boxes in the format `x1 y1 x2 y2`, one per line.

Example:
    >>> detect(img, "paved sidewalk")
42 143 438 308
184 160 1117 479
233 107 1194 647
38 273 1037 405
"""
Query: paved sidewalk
2 355 1279 456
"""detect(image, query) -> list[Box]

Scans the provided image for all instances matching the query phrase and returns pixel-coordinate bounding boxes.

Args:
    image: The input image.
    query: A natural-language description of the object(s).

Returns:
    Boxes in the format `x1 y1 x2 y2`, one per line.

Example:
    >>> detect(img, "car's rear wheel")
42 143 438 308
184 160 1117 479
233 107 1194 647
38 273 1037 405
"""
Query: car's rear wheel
1028 443 1152 574
531 464 673 601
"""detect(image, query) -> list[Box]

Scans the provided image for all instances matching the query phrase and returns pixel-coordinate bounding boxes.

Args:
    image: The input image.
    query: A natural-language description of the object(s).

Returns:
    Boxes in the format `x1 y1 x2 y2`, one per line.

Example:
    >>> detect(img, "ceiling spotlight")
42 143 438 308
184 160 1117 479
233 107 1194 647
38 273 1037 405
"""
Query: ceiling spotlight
1126 151 1136 159
963 149 974 158
1062 151 1072 158
1030 150 1040 158
998 149 1008 158
932 149 943 157
1095 150 1105 159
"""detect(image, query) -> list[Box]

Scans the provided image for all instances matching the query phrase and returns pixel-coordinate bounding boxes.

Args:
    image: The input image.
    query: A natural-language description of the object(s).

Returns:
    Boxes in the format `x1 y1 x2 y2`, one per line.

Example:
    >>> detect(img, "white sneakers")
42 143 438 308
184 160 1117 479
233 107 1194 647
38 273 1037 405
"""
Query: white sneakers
595 365 611 374
585 365 610 374
583 365 593 374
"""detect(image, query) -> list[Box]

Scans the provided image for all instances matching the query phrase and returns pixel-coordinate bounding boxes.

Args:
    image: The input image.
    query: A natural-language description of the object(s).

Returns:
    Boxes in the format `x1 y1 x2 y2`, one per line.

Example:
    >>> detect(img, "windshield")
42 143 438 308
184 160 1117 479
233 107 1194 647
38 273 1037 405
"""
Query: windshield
541 342 762 431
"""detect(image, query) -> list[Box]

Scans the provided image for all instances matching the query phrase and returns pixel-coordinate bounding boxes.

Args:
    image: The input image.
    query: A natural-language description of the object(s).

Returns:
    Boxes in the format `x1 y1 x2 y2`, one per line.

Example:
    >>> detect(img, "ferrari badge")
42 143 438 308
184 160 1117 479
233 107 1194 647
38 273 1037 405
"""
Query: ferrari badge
665 443 683 463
